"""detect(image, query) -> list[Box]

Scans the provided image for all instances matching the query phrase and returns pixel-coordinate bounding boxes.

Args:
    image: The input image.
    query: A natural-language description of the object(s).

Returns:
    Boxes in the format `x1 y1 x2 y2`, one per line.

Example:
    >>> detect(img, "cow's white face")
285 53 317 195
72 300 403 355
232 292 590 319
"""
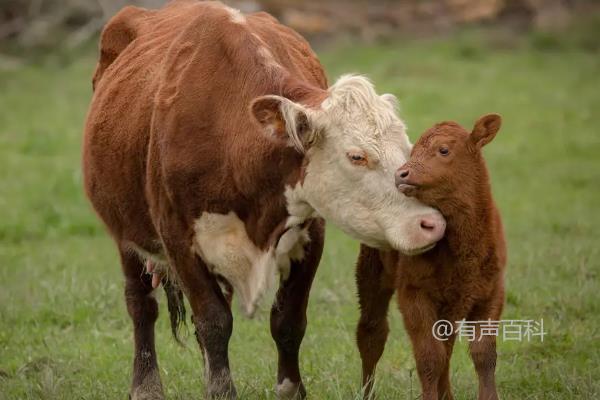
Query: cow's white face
251 75 445 254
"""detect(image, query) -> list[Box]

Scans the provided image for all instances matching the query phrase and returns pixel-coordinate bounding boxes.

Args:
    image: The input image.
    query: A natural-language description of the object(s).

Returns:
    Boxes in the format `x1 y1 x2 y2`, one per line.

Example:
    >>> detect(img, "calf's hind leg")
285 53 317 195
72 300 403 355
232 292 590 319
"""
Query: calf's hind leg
120 248 164 400
355 246 397 399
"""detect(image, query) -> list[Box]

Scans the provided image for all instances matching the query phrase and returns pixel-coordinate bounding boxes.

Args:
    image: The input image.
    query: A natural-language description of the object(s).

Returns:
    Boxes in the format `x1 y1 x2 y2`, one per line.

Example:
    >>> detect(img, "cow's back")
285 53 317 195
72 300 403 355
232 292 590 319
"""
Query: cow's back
83 1 201 244
83 0 327 246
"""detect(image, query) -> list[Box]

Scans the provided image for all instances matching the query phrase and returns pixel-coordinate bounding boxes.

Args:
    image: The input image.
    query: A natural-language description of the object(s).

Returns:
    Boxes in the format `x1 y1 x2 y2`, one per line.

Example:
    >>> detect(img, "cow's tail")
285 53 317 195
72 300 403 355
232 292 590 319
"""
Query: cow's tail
163 278 187 345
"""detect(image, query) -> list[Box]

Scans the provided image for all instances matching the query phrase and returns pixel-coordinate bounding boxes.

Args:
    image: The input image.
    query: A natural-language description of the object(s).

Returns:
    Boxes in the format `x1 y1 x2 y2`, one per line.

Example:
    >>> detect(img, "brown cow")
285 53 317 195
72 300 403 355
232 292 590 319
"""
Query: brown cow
83 1 446 399
355 114 506 400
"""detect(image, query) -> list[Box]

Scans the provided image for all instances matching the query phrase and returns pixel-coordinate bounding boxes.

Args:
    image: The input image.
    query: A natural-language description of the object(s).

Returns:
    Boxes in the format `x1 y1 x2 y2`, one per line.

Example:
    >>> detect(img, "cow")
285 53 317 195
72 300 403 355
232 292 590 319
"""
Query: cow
355 114 506 400
82 1 446 399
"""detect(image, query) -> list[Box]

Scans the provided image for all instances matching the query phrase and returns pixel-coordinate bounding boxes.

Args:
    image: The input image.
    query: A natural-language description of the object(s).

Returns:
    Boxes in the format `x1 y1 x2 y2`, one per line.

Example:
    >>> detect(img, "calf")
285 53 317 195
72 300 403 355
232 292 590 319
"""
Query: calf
355 114 506 400
83 1 445 399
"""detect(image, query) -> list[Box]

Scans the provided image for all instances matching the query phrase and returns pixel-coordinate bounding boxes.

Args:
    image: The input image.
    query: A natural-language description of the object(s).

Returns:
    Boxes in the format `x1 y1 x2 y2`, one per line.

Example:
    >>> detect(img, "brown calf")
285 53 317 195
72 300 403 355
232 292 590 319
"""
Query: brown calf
356 114 507 400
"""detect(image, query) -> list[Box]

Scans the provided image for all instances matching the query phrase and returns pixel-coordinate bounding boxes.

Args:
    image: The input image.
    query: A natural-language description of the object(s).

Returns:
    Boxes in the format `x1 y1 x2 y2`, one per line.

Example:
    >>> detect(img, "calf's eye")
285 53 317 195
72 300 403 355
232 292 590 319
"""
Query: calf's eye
439 146 450 156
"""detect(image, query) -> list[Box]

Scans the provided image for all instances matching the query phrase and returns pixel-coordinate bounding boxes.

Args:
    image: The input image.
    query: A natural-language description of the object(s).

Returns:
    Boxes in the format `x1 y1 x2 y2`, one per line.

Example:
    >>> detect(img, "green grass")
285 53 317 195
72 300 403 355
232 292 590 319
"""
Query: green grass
1 30 599 399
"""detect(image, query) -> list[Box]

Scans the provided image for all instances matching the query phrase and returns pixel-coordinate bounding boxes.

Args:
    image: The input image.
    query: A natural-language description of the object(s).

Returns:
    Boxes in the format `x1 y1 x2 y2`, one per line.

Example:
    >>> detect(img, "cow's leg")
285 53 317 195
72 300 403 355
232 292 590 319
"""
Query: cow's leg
120 248 164 400
270 220 324 399
158 217 236 399
355 246 397 399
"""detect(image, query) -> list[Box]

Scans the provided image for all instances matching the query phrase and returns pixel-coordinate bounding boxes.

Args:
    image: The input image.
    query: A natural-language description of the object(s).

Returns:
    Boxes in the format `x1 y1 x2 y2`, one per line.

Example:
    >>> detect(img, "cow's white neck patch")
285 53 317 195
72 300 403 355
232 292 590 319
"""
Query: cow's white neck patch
192 211 308 317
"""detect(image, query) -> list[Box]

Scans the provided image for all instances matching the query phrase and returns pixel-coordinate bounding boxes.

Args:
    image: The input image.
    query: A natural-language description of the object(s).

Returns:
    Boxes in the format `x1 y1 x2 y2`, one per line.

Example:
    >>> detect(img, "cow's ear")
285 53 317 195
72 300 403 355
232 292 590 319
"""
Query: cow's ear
251 95 315 153
470 113 502 148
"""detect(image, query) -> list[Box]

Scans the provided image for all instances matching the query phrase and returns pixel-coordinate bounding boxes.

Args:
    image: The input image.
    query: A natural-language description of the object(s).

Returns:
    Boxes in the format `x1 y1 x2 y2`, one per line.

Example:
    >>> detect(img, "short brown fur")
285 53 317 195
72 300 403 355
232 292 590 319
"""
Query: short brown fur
355 114 506 400
83 1 328 398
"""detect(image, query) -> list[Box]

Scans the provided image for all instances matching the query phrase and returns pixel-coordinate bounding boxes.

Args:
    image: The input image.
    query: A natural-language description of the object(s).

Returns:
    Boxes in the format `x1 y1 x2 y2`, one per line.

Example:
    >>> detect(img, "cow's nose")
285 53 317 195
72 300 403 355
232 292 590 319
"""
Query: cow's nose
419 213 446 243
395 168 410 187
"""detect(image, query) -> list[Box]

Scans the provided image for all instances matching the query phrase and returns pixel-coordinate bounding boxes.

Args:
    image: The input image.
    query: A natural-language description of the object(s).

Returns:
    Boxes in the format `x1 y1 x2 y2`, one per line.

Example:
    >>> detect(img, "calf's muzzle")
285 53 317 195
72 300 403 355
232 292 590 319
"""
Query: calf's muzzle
395 167 417 197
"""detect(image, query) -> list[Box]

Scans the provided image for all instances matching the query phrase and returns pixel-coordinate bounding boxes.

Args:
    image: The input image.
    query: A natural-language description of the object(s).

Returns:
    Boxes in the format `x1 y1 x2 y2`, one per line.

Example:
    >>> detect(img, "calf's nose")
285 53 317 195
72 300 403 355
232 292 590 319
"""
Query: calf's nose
419 214 446 243
395 168 410 187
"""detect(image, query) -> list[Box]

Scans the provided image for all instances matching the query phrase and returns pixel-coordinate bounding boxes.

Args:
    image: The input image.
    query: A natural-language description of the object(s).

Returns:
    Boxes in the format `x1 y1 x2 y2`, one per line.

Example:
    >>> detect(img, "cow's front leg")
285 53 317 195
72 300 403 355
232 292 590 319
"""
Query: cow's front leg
158 217 236 399
270 220 324 399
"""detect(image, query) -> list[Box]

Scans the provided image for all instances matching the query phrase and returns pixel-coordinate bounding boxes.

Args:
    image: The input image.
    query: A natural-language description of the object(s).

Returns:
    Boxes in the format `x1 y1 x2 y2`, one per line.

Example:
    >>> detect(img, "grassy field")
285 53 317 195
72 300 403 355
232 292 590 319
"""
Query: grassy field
1 28 599 399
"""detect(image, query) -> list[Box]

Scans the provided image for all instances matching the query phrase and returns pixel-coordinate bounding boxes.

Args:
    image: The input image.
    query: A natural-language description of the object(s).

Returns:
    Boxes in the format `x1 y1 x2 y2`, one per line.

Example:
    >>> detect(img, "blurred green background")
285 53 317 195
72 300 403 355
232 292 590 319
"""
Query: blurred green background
1 1 599 399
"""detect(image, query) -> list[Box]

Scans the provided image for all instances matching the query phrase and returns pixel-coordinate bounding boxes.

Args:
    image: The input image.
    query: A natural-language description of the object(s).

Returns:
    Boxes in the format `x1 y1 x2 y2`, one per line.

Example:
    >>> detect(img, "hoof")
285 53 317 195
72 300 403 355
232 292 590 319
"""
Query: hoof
276 378 306 400
207 370 237 399
130 370 164 400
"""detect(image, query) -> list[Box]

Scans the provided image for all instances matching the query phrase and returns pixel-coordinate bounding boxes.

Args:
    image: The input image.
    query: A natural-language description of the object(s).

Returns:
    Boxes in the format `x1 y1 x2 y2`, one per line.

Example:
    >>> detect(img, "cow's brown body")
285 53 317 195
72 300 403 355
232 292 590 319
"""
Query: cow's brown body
355 115 507 400
83 1 328 398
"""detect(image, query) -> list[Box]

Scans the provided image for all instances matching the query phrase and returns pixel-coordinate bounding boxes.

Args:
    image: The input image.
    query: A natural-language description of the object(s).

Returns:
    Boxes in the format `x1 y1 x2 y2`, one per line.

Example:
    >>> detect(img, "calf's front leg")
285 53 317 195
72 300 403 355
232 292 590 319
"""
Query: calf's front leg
437 335 456 400
468 294 503 400
469 334 498 400
398 292 449 400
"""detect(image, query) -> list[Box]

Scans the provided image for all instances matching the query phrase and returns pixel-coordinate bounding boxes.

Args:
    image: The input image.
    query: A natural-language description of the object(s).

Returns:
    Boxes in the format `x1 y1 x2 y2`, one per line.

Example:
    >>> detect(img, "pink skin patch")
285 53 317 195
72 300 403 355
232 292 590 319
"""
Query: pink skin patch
145 260 161 289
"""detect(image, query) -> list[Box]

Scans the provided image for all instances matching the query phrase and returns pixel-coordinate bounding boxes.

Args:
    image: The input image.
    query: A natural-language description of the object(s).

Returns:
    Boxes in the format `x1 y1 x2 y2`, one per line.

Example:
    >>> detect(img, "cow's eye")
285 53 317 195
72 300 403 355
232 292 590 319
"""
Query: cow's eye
347 151 368 166
439 146 450 156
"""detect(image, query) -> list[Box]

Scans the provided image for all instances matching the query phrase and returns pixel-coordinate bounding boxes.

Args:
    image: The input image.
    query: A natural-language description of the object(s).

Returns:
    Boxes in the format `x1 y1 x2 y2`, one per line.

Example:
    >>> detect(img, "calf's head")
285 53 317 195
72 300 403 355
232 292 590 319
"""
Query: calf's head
395 113 502 206
251 75 445 254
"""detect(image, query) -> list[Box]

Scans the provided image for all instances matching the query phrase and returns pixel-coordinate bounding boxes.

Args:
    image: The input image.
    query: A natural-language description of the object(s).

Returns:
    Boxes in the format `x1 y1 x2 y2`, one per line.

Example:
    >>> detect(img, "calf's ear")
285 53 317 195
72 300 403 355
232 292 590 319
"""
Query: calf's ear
470 113 502 148
251 95 316 153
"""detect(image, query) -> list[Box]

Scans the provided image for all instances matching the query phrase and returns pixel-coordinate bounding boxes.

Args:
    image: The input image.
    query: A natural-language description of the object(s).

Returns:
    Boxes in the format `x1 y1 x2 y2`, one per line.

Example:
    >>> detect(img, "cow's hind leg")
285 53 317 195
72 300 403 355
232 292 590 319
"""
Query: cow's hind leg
120 248 164 400
270 220 324 399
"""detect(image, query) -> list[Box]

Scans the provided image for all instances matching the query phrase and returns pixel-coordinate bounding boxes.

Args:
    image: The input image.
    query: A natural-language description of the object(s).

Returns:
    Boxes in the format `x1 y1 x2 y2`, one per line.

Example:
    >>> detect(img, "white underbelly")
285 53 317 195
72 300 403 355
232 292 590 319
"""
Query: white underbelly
192 211 309 317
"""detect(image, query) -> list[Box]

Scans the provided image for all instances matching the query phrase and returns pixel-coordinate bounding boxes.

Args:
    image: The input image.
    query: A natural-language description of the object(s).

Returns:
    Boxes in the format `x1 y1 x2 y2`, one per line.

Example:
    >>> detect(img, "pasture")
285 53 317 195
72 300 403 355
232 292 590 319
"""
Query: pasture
1 29 599 399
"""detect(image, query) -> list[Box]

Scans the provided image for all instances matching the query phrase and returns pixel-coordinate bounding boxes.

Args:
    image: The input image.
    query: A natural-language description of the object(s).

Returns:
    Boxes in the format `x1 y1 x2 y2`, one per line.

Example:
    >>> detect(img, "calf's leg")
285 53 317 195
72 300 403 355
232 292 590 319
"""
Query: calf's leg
437 336 456 400
270 220 324 399
120 248 164 400
469 296 503 400
398 292 448 400
469 334 498 400
355 246 397 399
